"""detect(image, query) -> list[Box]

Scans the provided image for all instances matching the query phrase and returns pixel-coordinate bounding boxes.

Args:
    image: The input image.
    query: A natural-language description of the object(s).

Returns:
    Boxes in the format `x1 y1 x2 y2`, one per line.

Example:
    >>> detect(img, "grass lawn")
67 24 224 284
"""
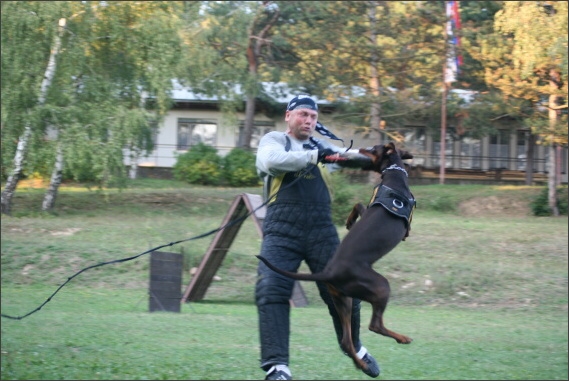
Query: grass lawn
1 179 568 380
1 286 567 380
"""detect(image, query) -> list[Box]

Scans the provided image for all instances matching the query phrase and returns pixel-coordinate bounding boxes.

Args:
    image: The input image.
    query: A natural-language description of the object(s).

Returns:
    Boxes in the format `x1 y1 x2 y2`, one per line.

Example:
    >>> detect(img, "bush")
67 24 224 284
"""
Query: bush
172 143 223 185
330 171 359 226
222 148 260 187
530 186 568 216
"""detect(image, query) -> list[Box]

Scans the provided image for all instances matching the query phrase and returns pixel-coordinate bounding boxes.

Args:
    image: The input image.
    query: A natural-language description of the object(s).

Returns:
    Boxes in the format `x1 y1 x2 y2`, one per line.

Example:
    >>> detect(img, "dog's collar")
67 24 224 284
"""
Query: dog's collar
382 164 408 177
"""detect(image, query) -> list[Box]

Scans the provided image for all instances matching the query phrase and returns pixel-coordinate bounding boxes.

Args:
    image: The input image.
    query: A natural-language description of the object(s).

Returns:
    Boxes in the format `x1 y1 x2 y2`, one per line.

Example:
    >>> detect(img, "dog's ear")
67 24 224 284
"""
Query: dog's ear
384 142 396 155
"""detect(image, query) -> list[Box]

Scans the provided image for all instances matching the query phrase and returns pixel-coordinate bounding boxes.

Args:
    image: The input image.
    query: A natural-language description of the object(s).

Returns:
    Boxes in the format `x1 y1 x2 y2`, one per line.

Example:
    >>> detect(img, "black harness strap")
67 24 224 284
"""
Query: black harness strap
368 184 416 238
2 161 315 321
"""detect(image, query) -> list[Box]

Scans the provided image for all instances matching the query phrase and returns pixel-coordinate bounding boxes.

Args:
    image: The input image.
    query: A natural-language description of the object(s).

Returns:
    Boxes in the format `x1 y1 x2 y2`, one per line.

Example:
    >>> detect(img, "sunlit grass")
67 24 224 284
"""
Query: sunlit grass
1 181 568 379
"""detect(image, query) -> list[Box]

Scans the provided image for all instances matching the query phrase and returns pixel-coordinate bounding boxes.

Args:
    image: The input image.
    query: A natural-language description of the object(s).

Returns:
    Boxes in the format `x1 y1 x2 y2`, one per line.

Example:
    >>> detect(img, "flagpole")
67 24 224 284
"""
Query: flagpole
441 0 461 185
440 2 449 185
440 78 447 185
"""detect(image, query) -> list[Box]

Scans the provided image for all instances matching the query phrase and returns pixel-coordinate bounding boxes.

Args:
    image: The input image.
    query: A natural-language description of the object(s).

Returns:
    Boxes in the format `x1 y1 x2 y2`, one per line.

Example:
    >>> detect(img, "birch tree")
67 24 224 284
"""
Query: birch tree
2 1 192 213
1 2 69 215
41 1 188 211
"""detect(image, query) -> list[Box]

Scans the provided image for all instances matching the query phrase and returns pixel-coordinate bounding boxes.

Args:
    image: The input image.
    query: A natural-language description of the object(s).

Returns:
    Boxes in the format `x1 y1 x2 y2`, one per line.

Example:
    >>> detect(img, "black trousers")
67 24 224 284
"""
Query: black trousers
255 202 362 370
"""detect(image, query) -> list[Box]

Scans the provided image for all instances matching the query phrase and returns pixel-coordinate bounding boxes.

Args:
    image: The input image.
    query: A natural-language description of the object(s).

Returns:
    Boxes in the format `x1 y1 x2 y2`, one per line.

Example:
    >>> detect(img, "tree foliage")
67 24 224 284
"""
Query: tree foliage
1 1 194 212
476 1 568 144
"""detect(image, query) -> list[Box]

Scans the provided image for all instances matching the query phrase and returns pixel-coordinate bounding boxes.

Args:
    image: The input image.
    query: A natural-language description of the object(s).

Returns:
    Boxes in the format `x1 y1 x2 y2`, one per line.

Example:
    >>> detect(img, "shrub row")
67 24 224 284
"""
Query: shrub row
172 143 260 187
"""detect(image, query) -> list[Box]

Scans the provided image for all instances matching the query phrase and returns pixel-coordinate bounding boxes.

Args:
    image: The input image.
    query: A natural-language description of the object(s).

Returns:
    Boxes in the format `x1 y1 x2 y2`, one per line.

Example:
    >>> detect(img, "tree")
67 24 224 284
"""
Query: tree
185 1 305 150
40 1 189 210
1 1 70 214
277 1 448 144
1 1 192 213
487 1 567 215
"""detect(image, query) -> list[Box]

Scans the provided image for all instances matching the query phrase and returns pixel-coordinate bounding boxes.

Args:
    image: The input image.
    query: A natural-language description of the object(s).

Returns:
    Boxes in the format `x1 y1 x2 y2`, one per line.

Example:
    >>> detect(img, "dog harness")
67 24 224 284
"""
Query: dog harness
368 183 416 238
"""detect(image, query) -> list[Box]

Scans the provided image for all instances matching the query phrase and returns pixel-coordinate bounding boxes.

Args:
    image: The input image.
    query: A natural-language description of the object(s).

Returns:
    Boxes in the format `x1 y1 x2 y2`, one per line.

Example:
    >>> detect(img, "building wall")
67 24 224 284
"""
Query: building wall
125 106 568 184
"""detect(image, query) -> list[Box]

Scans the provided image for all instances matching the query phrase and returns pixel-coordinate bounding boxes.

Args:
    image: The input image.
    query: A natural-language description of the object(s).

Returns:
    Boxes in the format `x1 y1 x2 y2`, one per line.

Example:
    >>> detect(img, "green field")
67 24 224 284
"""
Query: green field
1 179 567 380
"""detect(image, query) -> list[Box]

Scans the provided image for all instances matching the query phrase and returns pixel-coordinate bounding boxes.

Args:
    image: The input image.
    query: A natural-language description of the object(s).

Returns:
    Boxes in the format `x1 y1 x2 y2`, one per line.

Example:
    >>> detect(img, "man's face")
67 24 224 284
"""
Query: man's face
285 108 318 140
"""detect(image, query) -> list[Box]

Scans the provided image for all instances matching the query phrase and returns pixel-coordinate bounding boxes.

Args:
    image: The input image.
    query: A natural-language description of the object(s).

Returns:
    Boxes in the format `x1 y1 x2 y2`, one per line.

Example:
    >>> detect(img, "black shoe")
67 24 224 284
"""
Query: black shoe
361 352 380 378
265 369 292 380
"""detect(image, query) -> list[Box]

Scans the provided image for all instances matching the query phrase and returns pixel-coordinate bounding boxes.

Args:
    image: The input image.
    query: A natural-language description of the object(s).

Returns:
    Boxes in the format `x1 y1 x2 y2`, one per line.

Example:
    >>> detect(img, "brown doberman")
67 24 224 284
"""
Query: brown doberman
257 142 416 374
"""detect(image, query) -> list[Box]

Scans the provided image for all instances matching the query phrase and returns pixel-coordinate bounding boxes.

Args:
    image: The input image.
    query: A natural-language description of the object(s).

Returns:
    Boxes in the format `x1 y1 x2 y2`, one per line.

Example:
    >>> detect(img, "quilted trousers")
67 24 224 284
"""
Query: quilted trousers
255 202 362 370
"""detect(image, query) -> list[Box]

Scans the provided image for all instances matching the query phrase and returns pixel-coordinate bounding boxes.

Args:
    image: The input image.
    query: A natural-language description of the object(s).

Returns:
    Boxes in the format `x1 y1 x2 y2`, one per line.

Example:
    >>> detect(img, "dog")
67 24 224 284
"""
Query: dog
256 142 416 374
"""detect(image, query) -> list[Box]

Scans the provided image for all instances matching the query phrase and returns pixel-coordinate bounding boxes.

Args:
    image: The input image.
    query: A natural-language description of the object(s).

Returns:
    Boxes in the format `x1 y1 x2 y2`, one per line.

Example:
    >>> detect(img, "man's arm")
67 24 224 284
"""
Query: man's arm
256 132 319 177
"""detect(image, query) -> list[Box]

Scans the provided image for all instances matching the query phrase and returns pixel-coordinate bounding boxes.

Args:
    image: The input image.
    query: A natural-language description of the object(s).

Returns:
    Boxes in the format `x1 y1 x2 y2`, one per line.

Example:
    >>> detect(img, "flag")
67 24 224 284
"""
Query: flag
445 1 462 83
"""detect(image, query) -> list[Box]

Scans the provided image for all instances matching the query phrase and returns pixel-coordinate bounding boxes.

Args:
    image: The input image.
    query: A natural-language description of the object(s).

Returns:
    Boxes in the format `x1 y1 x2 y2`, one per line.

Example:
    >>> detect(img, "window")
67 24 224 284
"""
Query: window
516 130 527 171
237 122 275 148
460 137 482 169
177 119 217 150
432 132 454 169
489 130 510 169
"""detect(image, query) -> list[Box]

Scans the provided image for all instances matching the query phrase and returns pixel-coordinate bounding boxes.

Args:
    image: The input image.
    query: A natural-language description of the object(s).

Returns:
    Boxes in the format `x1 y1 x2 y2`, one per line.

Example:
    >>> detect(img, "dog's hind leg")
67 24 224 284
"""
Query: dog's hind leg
327 285 368 371
361 272 413 344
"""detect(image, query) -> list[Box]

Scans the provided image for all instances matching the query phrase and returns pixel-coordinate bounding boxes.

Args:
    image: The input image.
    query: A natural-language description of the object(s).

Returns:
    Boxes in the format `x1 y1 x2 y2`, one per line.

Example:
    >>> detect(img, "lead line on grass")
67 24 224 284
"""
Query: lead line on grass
1 167 313 320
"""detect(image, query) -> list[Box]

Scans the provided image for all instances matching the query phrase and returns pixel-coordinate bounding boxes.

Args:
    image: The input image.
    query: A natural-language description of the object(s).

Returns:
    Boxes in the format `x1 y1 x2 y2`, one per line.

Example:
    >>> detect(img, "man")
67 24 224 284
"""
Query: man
255 95 380 380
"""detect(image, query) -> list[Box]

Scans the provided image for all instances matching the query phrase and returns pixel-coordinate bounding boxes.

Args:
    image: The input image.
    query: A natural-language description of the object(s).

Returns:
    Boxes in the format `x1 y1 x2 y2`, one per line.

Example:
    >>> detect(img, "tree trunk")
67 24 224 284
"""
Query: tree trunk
367 1 383 185
1 126 32 215
547 144 559 216
1 18 66 215
241 3 279 151
40 18 67 211
368 1 382 146
42 143 64 211
525 132 535 185
243 94 256 150
128 148 140 179
129 163 138 180
547 70 560 216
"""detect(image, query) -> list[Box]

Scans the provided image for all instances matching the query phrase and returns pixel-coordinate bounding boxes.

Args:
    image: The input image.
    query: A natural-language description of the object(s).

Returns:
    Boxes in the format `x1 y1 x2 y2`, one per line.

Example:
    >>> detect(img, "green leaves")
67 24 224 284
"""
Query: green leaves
2 1 190 192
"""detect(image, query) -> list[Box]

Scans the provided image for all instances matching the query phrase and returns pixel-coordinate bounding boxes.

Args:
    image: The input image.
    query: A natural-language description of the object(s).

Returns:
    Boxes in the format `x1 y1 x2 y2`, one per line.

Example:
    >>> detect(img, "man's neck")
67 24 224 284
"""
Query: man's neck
286 130 310 142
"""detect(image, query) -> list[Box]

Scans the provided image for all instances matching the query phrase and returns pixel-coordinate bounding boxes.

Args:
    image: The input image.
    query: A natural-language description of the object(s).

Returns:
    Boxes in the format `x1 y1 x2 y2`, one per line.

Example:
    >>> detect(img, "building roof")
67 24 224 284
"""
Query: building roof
169 79 332 107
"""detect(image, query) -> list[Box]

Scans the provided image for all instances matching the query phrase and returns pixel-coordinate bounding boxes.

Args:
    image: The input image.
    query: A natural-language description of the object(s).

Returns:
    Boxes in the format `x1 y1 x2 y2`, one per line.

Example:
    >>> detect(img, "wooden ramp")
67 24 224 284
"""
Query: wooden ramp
181 193 308 307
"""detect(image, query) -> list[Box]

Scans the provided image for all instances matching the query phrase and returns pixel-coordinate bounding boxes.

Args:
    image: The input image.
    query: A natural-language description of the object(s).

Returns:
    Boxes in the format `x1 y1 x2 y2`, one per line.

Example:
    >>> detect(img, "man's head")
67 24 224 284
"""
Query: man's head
285 95 318 140
286 95 319 112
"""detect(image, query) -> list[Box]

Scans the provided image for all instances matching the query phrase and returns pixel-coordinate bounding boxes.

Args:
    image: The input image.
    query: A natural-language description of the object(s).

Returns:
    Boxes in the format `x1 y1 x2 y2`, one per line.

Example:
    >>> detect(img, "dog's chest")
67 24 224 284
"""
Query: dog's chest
368 183 415 226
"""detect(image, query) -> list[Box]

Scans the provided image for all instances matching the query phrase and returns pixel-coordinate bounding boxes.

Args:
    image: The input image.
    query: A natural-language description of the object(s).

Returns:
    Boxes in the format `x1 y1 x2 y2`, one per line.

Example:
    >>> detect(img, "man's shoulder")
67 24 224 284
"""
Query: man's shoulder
260 131 287 144
263 130 285 139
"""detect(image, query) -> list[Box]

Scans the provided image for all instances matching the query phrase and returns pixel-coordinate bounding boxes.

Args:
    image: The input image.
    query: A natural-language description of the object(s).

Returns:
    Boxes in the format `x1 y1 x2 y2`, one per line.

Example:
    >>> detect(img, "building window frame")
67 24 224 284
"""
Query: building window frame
237 121 276 148
489 129 510 169
177 118 217 150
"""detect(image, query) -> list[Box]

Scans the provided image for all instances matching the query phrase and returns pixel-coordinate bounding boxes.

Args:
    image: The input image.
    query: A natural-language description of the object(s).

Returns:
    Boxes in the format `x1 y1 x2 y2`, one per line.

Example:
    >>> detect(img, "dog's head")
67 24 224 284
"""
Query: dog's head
358 142 413 174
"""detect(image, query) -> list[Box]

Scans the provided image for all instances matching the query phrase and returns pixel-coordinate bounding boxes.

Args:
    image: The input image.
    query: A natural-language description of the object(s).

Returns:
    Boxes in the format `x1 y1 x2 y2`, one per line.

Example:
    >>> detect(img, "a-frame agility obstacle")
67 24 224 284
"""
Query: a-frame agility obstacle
181 193 308 307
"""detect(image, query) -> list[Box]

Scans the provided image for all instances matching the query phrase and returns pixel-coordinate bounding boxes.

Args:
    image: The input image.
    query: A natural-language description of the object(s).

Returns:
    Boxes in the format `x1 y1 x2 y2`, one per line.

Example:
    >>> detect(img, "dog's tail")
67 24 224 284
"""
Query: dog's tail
256 255 328 282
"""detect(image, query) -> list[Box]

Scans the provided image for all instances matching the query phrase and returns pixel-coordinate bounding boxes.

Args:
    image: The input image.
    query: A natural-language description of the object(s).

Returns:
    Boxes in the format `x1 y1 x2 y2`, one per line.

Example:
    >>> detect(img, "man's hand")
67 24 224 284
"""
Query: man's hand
317 148 339 163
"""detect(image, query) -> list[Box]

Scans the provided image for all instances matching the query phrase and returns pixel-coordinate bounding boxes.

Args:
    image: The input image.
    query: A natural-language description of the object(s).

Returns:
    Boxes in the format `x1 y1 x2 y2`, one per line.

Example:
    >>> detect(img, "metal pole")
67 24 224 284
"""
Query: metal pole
440 3 448 185
440 81 447 185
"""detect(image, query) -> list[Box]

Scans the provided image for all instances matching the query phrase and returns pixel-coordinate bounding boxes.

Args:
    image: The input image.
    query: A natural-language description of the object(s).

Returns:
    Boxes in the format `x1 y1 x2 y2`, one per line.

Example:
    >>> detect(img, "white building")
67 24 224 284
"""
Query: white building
126 81 568 184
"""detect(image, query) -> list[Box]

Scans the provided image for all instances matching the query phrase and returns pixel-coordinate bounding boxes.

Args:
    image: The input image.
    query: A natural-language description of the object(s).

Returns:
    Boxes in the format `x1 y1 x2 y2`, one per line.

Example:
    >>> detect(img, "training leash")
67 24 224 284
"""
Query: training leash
1 166 315 320
1 139 358 320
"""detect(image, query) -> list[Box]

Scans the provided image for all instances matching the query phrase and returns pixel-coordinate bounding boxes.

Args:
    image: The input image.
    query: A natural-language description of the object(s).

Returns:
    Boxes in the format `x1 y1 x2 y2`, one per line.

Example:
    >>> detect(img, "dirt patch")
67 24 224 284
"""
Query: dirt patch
459 195 531 217
48 228 82 236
